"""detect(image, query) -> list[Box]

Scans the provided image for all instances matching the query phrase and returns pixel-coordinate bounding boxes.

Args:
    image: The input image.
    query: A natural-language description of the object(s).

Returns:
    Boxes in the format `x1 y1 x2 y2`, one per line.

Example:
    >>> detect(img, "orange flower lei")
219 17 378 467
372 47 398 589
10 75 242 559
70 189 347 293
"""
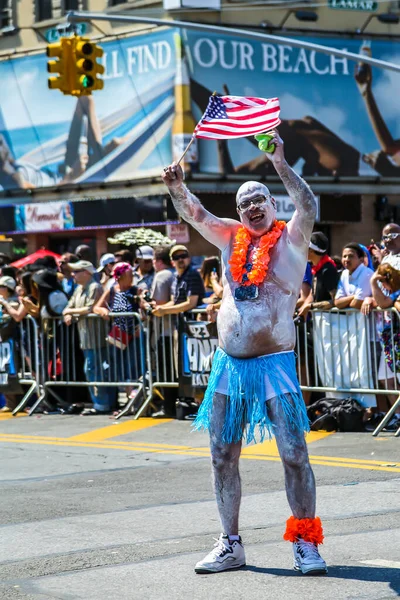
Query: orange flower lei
229 221 286 287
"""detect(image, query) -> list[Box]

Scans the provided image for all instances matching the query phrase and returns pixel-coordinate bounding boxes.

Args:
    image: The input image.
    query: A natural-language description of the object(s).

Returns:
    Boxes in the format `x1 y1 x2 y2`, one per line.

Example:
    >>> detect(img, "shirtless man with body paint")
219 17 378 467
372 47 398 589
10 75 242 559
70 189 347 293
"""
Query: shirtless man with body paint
161 131 327 575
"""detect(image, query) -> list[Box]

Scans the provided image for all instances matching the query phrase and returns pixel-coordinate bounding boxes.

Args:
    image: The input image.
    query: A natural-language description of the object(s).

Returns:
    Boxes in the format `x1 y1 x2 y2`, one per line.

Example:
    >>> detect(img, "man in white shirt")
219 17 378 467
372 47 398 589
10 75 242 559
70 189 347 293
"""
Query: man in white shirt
335 243 373 309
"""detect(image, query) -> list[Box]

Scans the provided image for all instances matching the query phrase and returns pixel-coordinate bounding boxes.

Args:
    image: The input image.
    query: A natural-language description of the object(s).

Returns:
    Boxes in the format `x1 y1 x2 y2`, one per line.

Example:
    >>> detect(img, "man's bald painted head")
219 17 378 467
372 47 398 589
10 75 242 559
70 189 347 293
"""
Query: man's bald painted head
235 181 277 236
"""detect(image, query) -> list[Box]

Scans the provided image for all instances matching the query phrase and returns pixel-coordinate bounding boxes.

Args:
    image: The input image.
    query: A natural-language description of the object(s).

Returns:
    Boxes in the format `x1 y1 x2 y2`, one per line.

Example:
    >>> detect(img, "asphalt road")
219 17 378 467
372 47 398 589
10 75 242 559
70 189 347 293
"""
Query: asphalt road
0 413 399 600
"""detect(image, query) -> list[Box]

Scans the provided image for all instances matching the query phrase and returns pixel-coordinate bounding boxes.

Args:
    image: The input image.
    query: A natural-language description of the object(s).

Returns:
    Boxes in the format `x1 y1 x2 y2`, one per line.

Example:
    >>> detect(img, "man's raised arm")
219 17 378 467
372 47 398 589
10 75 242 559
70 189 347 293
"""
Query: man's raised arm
266 131 317 245
162 163 238 251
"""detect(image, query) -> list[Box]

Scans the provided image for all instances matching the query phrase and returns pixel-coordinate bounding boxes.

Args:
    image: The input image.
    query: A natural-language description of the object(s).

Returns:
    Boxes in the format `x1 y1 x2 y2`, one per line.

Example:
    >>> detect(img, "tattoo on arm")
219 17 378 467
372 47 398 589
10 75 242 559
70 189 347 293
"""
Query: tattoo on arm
169 184 204 225
276 161 317 220
168 184 235 250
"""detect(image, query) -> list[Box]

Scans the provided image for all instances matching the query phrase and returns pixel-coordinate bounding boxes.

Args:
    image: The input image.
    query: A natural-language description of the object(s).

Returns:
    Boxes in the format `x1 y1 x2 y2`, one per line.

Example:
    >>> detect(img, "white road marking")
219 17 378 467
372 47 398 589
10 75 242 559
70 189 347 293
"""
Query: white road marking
360 559 400 568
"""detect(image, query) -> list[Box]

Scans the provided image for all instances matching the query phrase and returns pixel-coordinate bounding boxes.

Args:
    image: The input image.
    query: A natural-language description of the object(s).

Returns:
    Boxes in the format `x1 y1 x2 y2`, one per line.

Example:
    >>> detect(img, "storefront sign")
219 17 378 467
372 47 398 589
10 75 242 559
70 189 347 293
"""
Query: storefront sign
275 195 320 222
14 202 74 232
328 0 378 10
166 223 190 243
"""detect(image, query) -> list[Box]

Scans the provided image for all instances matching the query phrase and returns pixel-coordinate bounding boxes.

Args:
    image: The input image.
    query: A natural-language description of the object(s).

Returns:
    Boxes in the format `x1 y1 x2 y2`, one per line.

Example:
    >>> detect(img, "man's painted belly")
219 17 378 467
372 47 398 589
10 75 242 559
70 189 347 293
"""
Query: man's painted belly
217 296 296 358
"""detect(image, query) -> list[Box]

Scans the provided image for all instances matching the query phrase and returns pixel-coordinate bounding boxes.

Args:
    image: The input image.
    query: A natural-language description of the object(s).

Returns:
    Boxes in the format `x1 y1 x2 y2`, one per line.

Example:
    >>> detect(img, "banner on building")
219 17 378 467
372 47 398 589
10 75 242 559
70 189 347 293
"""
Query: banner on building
14 201 74 232
0 29 400 192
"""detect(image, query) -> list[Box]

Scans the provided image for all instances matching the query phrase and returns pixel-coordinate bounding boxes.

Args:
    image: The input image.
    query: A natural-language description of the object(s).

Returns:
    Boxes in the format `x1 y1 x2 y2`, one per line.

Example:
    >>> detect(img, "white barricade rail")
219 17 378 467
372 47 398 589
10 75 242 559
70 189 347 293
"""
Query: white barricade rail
295 307 400 437
30 312 147 418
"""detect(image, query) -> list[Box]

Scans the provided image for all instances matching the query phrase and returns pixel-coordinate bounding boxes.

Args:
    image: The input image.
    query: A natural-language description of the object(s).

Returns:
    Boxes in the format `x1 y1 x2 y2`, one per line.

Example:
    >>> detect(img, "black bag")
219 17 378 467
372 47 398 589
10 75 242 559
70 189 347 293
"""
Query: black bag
307 397 365 432
176 398 199 421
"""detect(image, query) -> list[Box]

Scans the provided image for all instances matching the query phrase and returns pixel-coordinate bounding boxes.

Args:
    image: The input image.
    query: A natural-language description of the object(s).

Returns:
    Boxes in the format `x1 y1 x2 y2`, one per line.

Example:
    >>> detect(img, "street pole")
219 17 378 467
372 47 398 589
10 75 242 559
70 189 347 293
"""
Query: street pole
67 10 400 74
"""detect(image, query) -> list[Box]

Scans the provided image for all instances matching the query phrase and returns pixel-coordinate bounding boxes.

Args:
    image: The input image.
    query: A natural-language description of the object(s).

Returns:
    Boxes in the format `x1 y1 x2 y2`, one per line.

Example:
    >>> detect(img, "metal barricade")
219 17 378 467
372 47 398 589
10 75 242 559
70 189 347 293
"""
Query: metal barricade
30 312 147 418
136 309 212 419
10 315 43 415
135 313 178 419
295 307 400 437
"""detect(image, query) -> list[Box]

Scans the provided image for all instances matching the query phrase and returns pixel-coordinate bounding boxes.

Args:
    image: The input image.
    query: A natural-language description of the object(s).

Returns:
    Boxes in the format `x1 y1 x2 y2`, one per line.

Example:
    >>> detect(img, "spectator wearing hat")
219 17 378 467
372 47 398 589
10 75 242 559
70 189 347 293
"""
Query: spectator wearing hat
31 269 69 319
97 253 116 290
94 263 143 409
0 272 37 324
298 232 340 320
63 260 114 415
0 276 21 413
134 245 155 291
0 275 20 336
152 245 205 317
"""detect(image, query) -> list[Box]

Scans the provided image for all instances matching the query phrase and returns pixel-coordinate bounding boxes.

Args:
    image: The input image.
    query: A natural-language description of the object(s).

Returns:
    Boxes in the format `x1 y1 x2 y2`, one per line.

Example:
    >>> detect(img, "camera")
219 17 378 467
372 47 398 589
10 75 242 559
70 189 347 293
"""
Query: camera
142 290 153 316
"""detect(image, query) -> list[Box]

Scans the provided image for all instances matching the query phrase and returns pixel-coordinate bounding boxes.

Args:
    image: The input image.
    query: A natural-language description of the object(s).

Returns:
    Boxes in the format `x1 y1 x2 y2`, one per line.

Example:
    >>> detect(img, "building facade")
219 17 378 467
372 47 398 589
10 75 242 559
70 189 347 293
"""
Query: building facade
0 0 399 259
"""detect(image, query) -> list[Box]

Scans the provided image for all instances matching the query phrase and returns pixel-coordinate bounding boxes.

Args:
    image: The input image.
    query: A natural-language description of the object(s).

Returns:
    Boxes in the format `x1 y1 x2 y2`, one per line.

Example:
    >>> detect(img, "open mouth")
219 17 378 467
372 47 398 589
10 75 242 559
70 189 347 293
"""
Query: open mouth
249 213 264 224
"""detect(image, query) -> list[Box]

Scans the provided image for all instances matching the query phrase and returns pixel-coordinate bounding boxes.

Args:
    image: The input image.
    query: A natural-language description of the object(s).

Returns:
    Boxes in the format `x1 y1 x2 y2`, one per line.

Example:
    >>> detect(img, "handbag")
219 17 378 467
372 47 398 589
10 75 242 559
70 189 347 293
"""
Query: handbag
107 325 133 351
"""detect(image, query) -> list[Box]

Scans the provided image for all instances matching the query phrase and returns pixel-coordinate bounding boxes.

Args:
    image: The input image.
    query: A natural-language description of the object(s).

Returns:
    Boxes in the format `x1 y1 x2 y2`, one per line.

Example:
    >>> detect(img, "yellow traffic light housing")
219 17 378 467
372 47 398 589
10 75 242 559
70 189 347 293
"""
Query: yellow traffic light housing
46 36 104 96
74 38 104 95
46 40 66 91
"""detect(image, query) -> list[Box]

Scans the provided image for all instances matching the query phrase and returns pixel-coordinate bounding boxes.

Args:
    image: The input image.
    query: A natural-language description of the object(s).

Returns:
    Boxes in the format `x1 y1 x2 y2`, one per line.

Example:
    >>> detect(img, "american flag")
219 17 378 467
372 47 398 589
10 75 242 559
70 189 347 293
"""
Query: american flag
193 95 281 140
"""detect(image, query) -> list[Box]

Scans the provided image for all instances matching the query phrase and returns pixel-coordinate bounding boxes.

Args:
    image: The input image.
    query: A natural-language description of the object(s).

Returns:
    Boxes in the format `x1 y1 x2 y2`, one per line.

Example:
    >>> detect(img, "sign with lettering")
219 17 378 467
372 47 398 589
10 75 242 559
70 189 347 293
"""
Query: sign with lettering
14 202 74 233
0 339 16 387
166 223 190 243
179 319 218 393
328 0 378 11
275 195 320 222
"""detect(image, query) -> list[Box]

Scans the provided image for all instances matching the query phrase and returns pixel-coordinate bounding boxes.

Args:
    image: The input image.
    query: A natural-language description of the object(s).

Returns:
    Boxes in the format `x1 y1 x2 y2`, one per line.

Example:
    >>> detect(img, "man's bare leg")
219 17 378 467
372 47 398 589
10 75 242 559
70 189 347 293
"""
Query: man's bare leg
209 392 242 534
268 394 315 517
195 392 245 573
268 394 326 574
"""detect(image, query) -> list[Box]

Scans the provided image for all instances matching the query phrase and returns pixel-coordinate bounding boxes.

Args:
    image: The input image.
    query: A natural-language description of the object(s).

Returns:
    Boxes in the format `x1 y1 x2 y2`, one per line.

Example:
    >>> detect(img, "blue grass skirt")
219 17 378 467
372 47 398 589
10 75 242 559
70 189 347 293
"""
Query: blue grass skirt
193 347 310 445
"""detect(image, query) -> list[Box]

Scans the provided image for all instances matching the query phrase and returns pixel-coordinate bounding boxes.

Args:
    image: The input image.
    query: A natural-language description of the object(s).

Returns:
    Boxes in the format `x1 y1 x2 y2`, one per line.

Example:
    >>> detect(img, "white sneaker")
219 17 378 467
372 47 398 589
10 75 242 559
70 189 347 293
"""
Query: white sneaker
195 534 246 574
293 539 328 575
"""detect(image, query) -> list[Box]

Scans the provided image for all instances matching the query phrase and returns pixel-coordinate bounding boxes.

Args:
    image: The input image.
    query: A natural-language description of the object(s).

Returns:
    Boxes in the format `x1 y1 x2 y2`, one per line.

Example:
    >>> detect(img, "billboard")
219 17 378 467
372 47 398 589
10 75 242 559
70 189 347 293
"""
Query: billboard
0 29 400 193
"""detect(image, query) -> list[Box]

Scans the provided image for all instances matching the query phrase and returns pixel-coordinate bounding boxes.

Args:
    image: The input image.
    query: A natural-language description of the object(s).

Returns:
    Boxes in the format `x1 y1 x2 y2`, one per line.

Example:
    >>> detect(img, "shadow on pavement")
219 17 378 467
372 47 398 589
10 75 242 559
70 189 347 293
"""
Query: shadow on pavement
245 565 400 595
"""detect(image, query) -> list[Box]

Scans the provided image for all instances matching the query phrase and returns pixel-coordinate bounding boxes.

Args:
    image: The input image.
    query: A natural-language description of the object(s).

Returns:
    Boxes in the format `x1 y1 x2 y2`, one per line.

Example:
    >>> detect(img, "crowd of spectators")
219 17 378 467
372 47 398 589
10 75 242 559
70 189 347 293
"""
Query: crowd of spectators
0 241 223 417
295 223 400 431
0 222 399 430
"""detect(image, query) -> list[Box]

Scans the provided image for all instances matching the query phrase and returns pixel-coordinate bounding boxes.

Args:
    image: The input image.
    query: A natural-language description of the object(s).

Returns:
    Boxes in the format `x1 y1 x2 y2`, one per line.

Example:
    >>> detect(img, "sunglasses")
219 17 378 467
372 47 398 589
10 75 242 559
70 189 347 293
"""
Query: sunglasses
382 233 400 242
237 195 271 212
172 253 189 261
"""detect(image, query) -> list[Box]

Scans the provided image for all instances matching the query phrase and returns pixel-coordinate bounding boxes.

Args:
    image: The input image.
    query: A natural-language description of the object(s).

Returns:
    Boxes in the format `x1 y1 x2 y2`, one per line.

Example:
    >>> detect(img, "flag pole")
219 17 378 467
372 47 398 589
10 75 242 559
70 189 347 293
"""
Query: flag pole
176 91 217 166
177 136 195 166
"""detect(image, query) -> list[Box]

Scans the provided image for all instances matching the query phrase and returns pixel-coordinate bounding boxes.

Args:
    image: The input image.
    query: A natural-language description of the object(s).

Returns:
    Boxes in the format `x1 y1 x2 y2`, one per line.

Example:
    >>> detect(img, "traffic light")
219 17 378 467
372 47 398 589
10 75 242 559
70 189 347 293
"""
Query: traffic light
74 38 104 95
46 36 104 96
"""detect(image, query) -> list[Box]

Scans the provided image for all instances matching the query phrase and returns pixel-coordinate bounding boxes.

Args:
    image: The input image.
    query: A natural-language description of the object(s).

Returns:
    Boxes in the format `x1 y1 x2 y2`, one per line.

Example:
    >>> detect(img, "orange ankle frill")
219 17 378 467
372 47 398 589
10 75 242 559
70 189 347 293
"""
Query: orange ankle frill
283 516 324 545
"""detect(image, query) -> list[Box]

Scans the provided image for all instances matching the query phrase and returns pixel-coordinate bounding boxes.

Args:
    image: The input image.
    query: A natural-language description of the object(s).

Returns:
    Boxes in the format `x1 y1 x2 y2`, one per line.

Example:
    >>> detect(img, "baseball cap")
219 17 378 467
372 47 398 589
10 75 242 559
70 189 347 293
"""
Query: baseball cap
97 253 116 272
136 245 154 260
169 245 189 259
68 260 95 274
0 275 16 291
